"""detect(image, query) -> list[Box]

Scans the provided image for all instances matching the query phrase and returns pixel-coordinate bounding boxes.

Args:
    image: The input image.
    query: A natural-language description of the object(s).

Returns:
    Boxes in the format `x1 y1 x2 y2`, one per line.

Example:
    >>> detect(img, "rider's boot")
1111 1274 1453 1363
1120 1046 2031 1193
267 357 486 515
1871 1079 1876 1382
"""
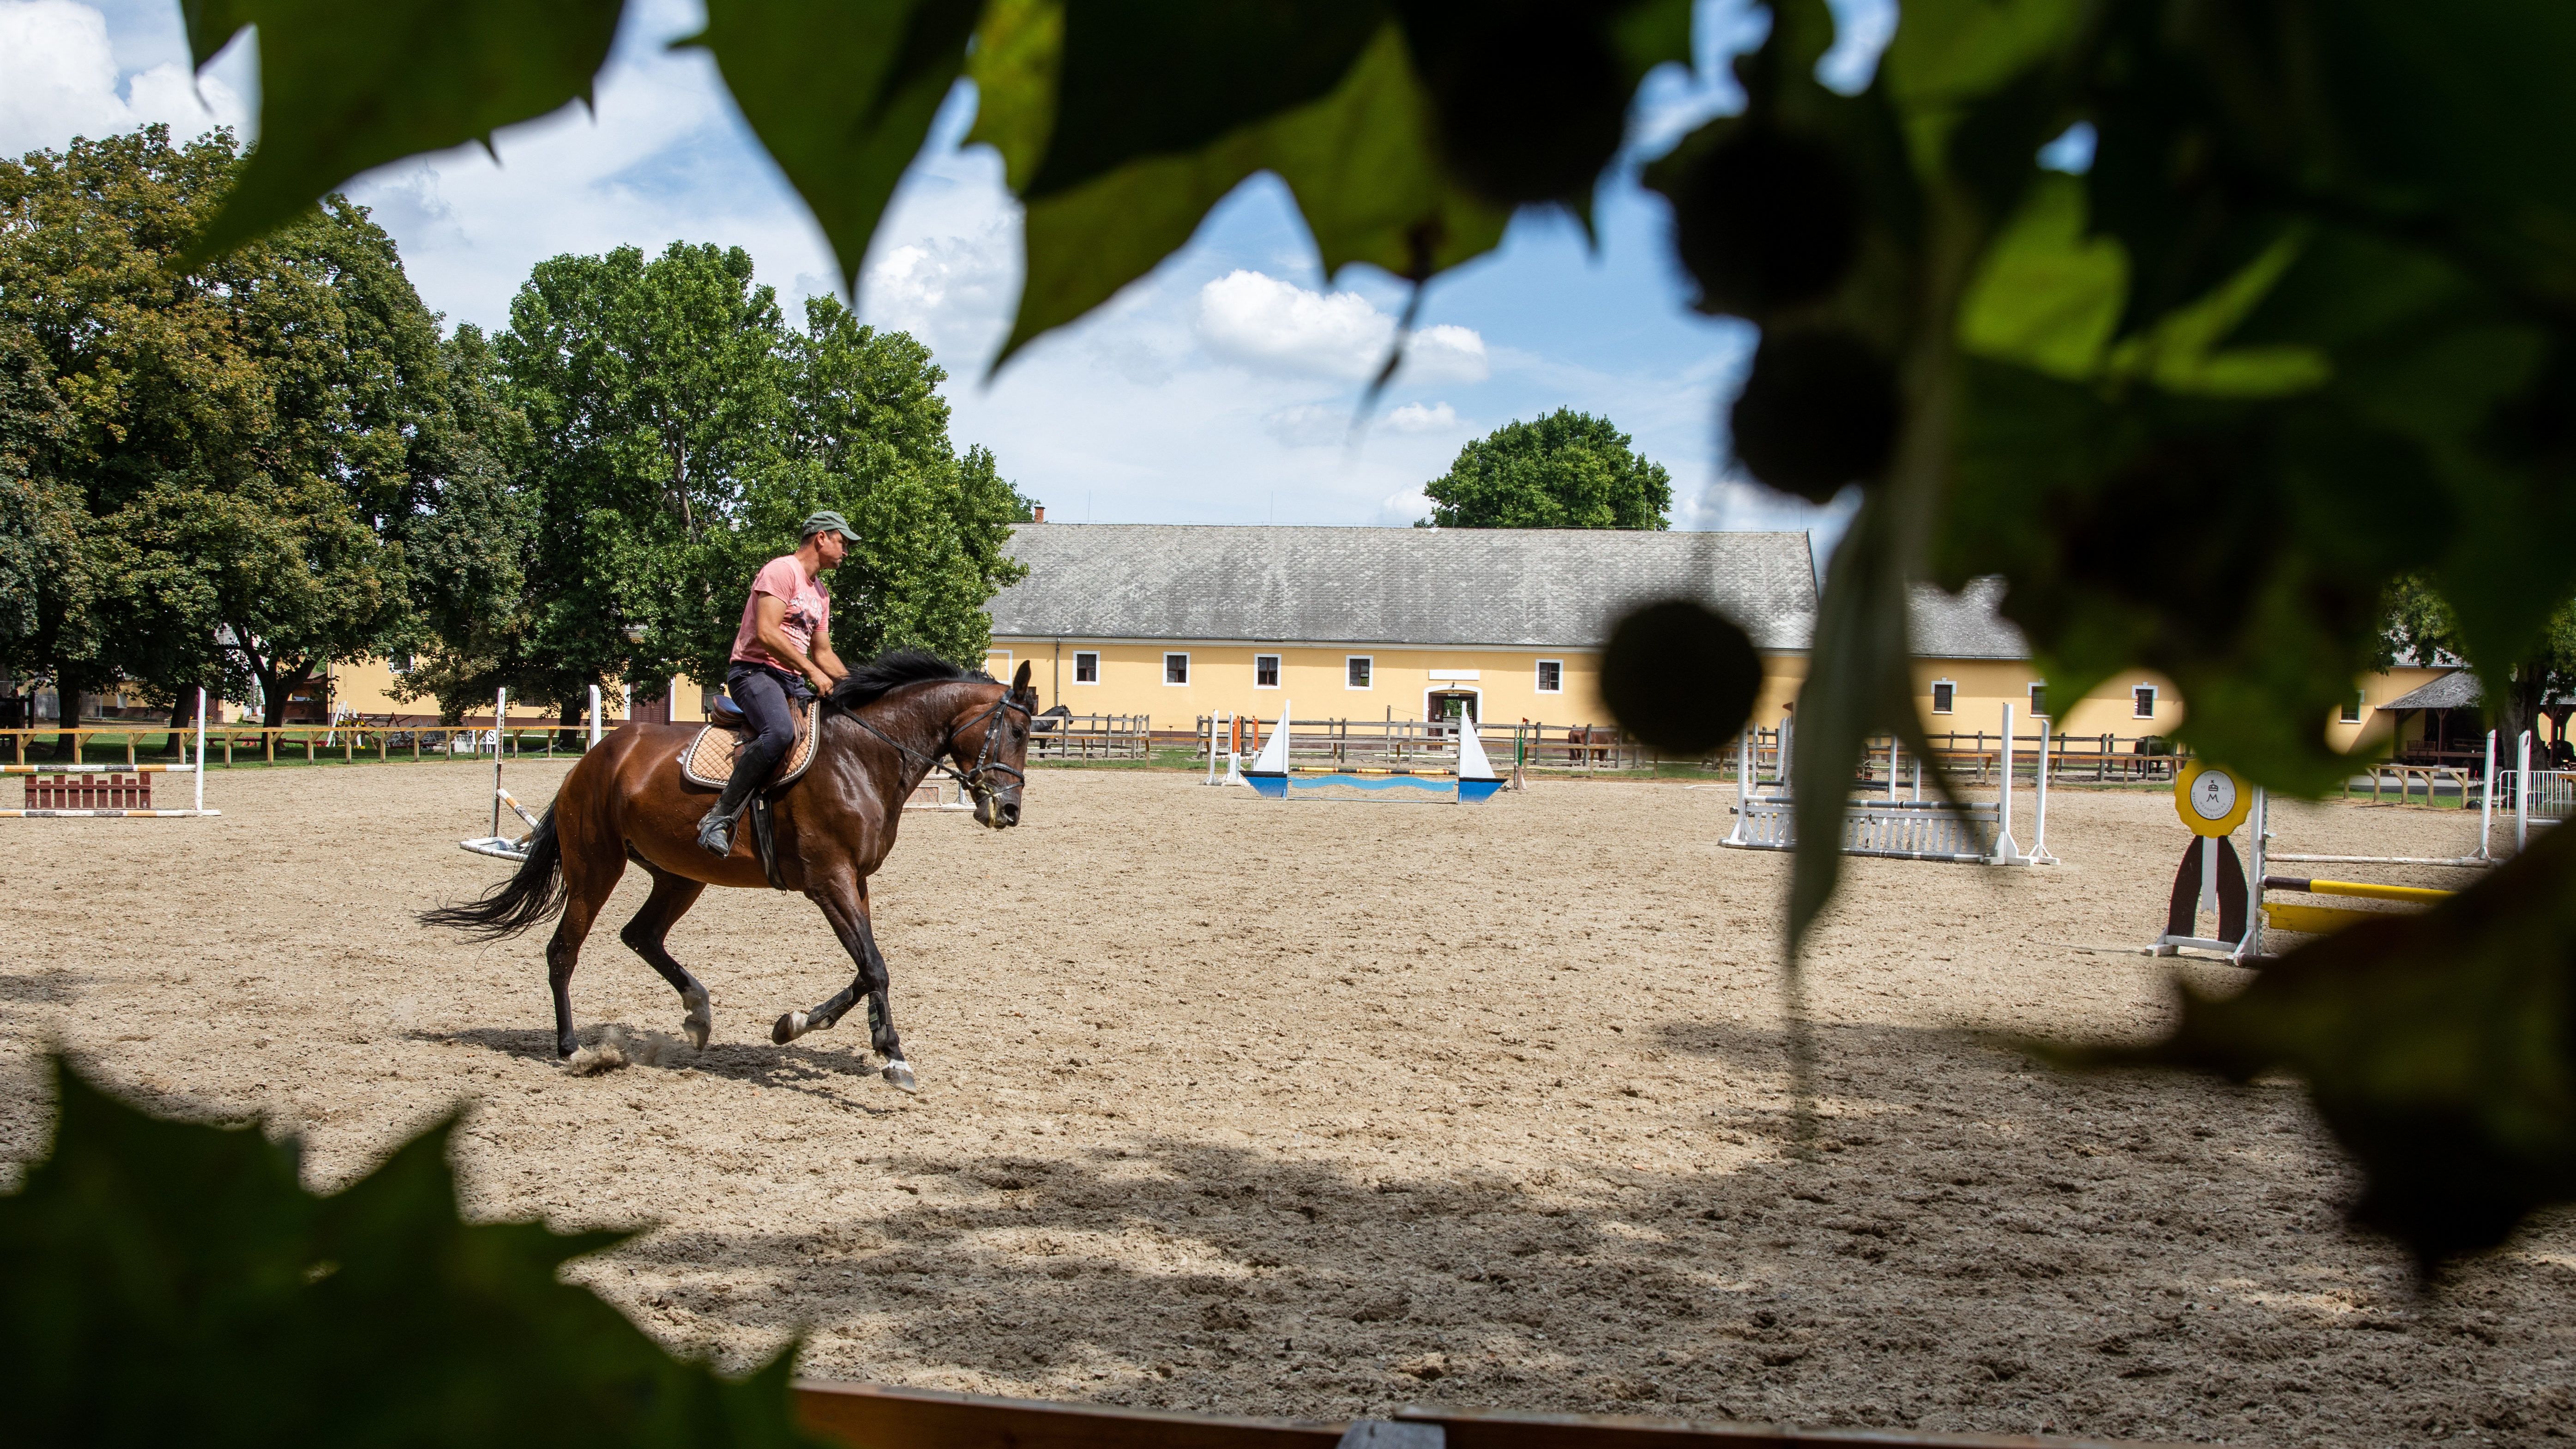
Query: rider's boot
696 743 776 857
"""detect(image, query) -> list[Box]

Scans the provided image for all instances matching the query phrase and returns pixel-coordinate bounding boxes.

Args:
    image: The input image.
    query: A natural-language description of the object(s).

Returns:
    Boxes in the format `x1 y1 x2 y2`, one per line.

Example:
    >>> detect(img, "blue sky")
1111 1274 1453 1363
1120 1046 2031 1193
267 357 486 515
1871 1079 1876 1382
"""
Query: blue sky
1 0 1895 536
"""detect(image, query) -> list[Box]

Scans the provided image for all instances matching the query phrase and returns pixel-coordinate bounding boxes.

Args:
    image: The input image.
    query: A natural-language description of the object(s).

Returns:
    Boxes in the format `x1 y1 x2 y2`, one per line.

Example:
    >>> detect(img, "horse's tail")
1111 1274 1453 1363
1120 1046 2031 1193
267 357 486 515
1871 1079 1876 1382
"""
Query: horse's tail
418 807 566 941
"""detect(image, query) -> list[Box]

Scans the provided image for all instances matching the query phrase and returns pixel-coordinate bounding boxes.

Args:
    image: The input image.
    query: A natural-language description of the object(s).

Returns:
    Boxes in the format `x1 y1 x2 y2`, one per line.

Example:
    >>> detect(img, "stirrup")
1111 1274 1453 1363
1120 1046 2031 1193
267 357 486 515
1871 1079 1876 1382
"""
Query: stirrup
697 813 735 857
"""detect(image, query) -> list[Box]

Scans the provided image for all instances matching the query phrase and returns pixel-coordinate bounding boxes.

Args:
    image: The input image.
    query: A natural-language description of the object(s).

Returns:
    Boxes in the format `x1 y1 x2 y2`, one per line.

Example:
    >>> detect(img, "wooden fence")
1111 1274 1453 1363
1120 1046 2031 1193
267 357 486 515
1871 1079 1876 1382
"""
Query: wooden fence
792 1380 2170 1449
1197 718 2190 784
1031 712 1154 760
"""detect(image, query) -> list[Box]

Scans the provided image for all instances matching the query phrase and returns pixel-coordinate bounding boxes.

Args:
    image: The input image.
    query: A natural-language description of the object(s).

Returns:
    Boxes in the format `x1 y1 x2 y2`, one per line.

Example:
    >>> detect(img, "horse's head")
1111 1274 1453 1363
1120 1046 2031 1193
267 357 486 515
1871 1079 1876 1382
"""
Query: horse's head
951 660 1040 829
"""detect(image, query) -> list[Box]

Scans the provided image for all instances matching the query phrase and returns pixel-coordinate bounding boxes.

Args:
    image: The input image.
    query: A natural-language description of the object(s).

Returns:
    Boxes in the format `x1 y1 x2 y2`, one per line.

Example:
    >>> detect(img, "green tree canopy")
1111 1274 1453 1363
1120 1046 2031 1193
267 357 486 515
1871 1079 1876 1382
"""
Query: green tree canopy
494 241 788 711
0 126 465 730
1416 409 1672 529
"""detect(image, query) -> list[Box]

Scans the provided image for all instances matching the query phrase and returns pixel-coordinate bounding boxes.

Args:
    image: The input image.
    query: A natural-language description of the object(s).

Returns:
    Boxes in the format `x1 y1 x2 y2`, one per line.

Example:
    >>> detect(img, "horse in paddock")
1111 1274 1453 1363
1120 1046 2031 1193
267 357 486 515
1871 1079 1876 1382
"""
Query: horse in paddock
420 653 1037 1091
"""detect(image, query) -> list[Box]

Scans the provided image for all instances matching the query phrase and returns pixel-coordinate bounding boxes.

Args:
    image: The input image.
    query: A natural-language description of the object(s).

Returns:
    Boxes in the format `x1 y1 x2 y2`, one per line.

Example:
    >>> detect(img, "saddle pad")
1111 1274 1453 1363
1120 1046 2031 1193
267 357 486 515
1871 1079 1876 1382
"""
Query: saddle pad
680 699 819 790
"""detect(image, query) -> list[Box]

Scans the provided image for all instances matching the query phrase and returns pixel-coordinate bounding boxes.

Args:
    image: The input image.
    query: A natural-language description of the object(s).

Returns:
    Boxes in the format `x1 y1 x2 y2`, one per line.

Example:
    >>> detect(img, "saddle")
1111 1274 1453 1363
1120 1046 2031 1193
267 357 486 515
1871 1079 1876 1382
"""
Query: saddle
679 697 820 790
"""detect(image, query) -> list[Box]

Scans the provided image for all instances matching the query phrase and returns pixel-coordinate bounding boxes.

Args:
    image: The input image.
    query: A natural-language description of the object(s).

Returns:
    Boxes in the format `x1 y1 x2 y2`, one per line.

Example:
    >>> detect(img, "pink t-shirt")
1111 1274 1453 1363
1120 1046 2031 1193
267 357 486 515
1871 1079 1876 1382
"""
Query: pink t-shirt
729 555 830 670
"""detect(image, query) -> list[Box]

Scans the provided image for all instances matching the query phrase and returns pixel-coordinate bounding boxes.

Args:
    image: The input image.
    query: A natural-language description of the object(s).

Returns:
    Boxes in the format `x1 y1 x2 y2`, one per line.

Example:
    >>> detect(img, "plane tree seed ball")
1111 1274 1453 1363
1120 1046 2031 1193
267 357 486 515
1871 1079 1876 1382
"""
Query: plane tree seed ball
1409 6 1629 206
1600 599 1762 756
1670 125 1861 317
1728 327 1902 503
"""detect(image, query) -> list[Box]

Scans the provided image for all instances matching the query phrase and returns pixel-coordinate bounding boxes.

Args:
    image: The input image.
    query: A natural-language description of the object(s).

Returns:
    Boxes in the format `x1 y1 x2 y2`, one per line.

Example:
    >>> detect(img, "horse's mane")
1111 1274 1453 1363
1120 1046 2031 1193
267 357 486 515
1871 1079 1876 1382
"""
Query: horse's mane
825 650 993 712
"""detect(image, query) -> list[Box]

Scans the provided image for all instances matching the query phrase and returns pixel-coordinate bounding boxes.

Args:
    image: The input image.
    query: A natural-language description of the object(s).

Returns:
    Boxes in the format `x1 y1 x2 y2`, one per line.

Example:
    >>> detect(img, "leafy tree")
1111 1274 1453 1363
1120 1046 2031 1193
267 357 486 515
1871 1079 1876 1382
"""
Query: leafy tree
1416 409 1671 529
387 324 543 724
0 1055 821 1448
498 242 789 711
0 324 78 685
2377 574 2576 755
153 0 2576 1262
1 127 468 732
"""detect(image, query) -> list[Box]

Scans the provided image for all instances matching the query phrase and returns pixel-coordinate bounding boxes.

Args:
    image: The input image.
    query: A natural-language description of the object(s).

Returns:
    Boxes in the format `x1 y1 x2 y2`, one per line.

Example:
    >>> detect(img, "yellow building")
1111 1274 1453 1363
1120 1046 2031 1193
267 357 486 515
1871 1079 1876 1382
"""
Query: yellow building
982 524 2246 745
304 662 711 727
269 522 2460 754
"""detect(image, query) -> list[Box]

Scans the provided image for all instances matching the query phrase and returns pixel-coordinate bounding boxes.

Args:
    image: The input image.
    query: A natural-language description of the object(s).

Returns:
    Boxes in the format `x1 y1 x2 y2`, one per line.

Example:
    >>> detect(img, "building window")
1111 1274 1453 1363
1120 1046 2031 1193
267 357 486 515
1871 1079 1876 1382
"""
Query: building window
1164 652 1190 686
1255 654 1280 688
2028 682 2047 718
2341 691 2363 724
1536 659 1564 694
1073 651 1099 684
1346 656 1372 690
1931 679 1956 715
2133 684 2158 719
390 652 415 676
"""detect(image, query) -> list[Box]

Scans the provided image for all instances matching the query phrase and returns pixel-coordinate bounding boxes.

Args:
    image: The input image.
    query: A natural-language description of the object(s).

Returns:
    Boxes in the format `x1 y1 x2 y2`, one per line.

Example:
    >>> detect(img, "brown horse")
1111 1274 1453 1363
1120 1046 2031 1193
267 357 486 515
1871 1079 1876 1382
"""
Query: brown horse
420 652 1037 1091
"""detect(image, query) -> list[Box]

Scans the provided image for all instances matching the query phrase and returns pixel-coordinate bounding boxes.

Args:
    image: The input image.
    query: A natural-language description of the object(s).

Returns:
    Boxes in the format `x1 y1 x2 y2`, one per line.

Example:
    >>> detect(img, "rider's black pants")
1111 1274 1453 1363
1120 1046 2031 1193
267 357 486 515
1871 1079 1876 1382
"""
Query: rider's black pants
725 662 809 778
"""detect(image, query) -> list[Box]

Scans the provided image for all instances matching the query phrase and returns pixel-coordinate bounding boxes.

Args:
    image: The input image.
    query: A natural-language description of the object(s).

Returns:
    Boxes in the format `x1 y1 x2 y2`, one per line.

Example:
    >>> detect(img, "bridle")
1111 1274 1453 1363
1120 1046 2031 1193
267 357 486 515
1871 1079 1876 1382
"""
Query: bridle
847 684 1034 811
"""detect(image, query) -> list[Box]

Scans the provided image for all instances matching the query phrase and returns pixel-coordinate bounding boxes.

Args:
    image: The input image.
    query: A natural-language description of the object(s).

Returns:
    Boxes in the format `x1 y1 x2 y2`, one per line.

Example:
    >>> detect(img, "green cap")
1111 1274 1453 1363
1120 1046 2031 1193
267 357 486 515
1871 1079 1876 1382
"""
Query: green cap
801 509 860 543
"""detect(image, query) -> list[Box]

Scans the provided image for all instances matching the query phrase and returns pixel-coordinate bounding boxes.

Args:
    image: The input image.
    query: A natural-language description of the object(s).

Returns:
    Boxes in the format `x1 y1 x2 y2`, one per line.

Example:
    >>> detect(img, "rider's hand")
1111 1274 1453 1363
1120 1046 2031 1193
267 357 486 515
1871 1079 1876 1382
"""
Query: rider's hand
807 669 834 696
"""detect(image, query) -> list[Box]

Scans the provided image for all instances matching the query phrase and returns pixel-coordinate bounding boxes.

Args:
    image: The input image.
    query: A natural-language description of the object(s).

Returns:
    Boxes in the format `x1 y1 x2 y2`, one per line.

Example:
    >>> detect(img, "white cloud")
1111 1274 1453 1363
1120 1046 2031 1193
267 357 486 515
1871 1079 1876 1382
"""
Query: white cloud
1192 269 1489 383
1383 401 1460 433
1196 270 1391 379
1378 489 1432 525
0 0 247 157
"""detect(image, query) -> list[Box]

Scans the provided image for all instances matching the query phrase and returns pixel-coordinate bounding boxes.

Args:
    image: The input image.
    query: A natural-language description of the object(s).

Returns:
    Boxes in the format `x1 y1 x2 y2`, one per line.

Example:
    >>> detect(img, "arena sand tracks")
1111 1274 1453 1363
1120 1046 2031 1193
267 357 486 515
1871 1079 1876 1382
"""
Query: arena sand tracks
0 767 2567 1446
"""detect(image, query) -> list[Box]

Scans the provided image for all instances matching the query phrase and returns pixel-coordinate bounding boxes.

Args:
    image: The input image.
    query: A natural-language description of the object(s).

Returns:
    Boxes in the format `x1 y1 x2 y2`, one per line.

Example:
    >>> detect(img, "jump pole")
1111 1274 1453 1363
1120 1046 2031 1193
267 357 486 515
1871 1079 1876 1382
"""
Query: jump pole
491 686 507 842
2480 729 2497 858
2518 729 2533 854
589 683 603 749
1992 702 2023 864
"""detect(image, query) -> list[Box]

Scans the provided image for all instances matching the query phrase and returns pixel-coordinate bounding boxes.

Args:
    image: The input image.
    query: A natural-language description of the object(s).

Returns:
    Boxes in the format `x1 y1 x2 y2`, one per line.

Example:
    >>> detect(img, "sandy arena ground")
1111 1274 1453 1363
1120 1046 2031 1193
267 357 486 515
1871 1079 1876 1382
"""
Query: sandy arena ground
2 760 2569 1445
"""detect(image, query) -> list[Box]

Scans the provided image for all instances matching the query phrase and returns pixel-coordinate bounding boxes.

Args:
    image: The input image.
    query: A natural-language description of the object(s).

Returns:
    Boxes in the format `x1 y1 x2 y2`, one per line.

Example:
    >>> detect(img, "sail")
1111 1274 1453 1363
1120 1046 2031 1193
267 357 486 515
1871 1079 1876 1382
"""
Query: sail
1247 702 1293 773
1456 714 1497 779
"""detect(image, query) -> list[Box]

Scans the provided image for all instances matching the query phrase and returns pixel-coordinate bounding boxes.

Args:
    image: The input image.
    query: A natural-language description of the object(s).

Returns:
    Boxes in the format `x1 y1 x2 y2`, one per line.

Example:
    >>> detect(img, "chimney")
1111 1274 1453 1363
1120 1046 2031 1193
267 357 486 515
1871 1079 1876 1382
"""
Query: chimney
1033 505 1046 523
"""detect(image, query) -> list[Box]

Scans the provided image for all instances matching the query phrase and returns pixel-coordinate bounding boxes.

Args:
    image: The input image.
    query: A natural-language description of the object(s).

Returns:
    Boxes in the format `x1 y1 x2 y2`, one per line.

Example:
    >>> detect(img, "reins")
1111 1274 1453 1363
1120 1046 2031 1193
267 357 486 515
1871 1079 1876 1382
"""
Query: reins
843 684 1031 809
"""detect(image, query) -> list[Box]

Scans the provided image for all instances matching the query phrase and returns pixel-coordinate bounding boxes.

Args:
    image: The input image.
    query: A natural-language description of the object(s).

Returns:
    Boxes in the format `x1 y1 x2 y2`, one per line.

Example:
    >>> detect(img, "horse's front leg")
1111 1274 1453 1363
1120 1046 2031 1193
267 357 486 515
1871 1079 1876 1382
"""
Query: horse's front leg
772 875 914 1093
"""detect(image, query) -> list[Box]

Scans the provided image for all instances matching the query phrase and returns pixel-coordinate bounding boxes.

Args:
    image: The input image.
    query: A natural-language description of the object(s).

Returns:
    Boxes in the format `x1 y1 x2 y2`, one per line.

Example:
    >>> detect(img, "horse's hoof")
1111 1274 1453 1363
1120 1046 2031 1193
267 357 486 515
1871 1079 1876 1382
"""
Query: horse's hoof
771 1010 808 1045
882 1058 918 1093
683 1017 710 1051
556 1036 579 1059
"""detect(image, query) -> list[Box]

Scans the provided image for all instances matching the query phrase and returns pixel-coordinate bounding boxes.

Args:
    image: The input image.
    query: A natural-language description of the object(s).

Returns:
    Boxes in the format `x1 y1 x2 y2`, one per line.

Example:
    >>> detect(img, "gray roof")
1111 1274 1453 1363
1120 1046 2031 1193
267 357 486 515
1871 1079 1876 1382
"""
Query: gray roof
989 524 1818 649
2385 670 2482 711
1908 577 2031 659
987 523 2033 657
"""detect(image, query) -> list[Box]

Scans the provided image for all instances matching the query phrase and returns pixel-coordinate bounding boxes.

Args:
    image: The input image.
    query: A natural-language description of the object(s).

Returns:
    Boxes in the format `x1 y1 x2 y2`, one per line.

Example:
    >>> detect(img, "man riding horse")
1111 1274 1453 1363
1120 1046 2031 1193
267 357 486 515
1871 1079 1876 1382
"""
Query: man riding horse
418 513 1039 1090
699 509 857 858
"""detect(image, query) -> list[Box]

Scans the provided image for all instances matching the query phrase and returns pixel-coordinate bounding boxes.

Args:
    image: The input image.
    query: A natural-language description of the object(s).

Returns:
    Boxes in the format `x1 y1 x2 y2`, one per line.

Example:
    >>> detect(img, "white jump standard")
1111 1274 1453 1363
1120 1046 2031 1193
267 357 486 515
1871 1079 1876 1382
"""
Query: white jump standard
2 688 219 818
2149 760 2463 964
1722 701 2054 865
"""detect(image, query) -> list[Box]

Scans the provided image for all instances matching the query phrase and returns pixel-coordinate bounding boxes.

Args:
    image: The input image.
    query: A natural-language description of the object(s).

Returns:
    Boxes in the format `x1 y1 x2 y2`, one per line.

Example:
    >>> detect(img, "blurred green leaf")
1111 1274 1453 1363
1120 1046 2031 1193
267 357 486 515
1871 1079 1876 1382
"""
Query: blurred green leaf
691 0 985 298
962 0 1062 191
1003 22 1504 365
189 0 623 262
1025 0 1385 199
2065 821 2576 1264
179 0 255 68
1956 175 2123 380
0 1055 823 1447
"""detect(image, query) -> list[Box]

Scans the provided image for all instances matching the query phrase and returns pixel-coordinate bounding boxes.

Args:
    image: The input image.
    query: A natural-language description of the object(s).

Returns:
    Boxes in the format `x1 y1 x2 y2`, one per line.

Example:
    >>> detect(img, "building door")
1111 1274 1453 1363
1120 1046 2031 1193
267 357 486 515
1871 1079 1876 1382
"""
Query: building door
1427 689 1480 731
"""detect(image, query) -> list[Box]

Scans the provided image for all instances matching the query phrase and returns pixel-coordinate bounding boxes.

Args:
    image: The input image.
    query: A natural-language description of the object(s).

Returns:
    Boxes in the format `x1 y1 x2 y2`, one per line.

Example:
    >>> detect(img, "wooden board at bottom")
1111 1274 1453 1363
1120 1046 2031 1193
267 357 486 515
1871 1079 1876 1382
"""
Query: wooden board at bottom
792 1384 2187 1449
